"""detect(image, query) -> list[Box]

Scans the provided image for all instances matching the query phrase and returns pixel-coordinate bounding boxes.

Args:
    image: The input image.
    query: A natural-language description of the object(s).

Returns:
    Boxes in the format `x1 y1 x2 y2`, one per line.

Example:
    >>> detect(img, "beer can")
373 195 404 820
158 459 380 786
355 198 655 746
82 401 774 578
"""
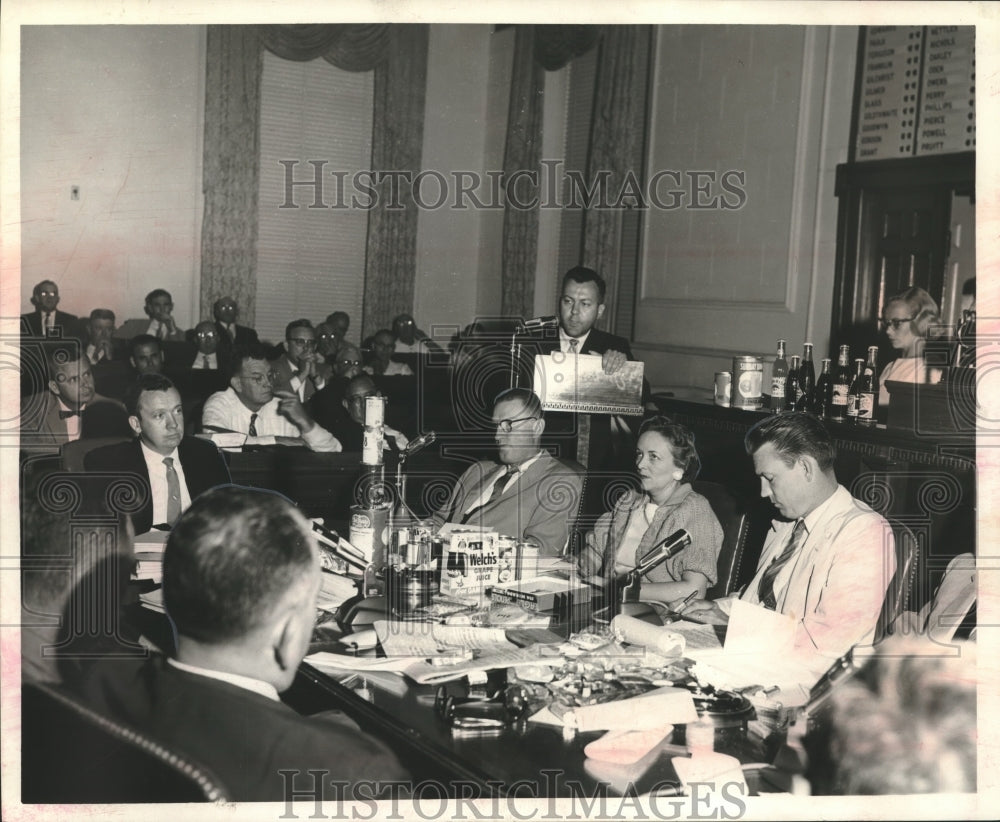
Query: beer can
350 504 389 568
731 356 763 409
714 372 732 407
362 426 383 466
363 394 385 427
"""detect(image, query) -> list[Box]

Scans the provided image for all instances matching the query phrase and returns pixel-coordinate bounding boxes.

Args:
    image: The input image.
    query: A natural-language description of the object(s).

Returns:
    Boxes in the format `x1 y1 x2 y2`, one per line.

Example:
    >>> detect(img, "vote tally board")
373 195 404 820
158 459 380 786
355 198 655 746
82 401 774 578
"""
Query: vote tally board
855 25 974 161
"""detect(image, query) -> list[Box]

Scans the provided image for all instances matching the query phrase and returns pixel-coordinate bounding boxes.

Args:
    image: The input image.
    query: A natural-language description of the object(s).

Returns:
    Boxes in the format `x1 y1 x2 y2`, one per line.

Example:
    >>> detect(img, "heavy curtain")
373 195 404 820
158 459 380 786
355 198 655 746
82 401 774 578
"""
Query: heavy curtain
200 24 428 336
581 26 651 334
500 26 601 320
200 26 263 325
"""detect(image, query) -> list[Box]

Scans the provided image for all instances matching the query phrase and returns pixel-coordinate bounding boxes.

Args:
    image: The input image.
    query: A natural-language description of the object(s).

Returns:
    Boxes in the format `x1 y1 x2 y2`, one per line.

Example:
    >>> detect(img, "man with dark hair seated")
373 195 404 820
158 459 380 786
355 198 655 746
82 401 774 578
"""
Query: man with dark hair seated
114 289 186 341
128 334 165 376
79 485 409 801
84 374 231 533
20 346 129 452
200 343 341 451
322 374 408 453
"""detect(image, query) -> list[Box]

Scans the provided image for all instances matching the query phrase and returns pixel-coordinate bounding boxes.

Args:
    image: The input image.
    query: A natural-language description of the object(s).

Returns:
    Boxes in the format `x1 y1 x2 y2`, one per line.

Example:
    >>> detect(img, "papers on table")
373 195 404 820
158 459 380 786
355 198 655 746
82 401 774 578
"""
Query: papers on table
529 686 698 732
316 571 359 613
139 588 165 614
374 620 516 658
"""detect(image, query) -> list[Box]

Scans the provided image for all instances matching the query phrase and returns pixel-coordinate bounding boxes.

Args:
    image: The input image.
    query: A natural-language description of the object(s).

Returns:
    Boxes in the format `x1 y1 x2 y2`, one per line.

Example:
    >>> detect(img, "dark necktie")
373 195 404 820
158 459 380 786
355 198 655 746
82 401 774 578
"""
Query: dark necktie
757 519 807 610
164 457 181 525
44 312 54 336
461 466 517 524
202 355 210 369
248 413 258 437
58 407 80 419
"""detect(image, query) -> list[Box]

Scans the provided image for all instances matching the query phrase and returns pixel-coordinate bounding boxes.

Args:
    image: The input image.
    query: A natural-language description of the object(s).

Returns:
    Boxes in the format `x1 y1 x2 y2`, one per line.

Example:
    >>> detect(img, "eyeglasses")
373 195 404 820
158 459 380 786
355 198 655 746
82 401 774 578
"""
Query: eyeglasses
288 337 317 348
495 415 538 433
338 359 361 368
245 371 277 385
196 330 218 339
880 317 915 331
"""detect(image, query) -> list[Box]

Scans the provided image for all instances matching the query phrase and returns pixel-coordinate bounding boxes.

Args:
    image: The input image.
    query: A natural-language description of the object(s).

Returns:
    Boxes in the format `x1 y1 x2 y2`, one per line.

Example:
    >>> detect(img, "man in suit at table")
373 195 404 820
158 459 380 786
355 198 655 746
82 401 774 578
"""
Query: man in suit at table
84 374 231 534
20 347 130 452
683 412 895 678
433 388 583 555
114 289 186 342
79 485 409 802
20 279 79 338
319 374 409 453
528 266 655 473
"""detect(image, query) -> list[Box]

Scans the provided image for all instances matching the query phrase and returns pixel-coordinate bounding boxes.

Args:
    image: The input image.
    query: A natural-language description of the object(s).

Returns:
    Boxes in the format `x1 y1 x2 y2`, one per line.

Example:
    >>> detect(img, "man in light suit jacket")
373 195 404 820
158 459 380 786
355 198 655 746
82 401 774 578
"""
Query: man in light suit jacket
20 279 79 338
684 412 896 680
84 374 231 534
433 388 583 555
20 349 129 453
114 289 186 342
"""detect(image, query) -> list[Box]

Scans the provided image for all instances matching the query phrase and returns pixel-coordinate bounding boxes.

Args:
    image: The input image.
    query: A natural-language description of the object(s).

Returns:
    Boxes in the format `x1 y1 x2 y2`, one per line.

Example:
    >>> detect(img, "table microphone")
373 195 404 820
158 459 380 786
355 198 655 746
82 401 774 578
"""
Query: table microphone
634 529 692 576
519 315 559 331
405 431 437 456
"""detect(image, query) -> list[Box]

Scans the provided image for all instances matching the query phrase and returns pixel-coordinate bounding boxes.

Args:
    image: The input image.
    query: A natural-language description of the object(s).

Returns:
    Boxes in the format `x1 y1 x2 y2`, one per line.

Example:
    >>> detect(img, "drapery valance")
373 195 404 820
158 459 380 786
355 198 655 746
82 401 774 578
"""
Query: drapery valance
258 24 391 72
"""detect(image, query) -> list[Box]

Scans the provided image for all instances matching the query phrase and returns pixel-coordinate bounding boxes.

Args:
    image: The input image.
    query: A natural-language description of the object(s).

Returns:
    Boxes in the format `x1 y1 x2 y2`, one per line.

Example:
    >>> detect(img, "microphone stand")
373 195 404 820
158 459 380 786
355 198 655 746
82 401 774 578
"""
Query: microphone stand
606 529 692 617
509 329 521 390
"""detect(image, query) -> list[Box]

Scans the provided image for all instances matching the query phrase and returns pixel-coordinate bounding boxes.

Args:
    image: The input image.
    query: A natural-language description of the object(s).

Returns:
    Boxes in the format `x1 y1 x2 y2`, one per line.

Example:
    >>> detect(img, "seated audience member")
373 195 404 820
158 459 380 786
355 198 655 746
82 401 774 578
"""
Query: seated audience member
579 417 723 603
331 341 365 380
20 279 78 338
878 286 944 406
200 344 342 452
953 277 976 369
433 388 583 554
84 374 231 534
79 485 409 802
325 375 408 452
392 312 445 355
20 347 129 450
804 636 977 795
114 289 185 342
271 319 331 403
21 495 136 688
80 309 125 365
326 310 350 343
683 413 895 676
315 321 342 361
129 334 166 376
212 295 259 346
183 321 223 371
365 328 414 376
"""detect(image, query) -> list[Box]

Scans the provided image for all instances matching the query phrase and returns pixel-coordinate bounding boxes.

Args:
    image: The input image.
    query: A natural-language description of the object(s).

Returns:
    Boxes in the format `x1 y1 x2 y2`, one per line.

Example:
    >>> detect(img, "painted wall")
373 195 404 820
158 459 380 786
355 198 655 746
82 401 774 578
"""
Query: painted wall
633 25 857 395
19 26 205 328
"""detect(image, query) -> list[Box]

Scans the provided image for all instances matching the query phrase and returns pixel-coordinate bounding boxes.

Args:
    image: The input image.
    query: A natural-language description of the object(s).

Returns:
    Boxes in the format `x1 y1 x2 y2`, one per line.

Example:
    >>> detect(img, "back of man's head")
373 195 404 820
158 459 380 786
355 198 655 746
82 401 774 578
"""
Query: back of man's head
745 411 836 472
163 486 316 645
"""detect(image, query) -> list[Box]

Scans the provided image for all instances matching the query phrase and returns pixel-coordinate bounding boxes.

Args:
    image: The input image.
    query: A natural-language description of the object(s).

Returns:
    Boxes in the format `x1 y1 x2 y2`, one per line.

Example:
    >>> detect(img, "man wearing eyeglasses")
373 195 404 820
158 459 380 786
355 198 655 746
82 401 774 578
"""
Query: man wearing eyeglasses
433 388 583 554
201 344 341 452
270 319 331 403
114 289 186 342
321 374 410 453
20 280 79 338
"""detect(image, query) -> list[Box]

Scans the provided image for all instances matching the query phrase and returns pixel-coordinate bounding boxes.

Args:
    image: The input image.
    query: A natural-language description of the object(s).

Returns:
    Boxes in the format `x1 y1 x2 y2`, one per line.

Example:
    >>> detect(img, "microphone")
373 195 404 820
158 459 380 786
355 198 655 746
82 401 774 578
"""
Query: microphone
634 529 692 577
405 431 437 456
519 315 559 331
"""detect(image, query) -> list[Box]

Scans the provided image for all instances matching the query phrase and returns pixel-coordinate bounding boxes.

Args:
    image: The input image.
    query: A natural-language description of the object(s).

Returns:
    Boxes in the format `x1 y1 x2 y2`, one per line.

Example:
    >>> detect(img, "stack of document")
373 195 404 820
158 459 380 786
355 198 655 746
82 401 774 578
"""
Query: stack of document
133 530 169 583
139 588 166 614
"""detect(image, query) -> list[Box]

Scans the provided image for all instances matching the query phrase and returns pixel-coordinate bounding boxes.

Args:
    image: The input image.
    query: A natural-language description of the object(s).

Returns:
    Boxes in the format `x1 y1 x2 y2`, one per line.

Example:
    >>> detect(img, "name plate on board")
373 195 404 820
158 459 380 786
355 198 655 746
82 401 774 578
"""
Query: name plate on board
532 353 644 416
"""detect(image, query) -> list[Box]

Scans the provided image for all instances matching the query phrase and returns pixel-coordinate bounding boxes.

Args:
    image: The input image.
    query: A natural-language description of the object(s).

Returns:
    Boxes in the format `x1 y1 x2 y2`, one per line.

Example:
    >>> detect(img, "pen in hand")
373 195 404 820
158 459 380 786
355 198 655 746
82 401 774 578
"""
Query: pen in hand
674 590 698 615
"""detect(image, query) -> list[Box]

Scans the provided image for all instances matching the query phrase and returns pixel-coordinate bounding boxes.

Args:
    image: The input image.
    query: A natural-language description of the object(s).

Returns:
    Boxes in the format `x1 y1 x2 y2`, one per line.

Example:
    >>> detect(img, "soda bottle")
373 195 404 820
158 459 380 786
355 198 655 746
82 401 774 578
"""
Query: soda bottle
846 358 865 423
770 339 788 412
797 342 816 410
812 358 832 417
829 345 851 422
785 354 801 411
857 346 879 426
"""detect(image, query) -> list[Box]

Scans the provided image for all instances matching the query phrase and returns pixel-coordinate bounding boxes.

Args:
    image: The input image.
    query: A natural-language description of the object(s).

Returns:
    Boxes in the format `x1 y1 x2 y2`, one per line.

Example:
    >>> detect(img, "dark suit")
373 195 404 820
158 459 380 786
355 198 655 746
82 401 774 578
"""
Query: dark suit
215 321 259 347
84 437 231 533
270 355 331 404
531 327 650 473
114 318 186 342
20 309 79 338
79 655 409 802
433 451 583 554
20 392 130 452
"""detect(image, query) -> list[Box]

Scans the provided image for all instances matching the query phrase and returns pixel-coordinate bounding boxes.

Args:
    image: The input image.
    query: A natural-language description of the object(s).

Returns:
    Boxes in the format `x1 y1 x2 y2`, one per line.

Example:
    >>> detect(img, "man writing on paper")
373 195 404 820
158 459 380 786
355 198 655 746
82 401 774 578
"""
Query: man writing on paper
433 388 583 555
682 413 895 675
200 344 341 452
79 485 409 802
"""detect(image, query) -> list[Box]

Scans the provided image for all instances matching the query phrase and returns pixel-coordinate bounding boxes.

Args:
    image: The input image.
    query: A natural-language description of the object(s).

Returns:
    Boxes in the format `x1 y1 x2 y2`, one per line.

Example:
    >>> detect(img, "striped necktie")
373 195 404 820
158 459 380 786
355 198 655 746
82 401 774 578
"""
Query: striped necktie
164 457 181 525
757 519 806 610
461 465 517 524
248 413 258 437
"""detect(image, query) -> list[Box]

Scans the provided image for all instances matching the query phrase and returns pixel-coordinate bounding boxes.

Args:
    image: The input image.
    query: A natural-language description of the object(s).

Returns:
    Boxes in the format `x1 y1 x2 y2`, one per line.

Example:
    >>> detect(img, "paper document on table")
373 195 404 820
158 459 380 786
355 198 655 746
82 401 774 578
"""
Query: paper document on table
134 529 169 554
529 686 698 732
533 353 644 416
724 598 795 653
374 620 515 658
304 653 413 674
404 646 563 685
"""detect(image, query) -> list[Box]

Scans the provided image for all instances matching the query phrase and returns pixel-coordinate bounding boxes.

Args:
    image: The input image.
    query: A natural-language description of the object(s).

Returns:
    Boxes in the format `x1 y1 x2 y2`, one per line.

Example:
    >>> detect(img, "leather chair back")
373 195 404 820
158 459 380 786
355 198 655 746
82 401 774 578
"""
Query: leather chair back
875 519 920 642
693 480 750 600
21 681 229 803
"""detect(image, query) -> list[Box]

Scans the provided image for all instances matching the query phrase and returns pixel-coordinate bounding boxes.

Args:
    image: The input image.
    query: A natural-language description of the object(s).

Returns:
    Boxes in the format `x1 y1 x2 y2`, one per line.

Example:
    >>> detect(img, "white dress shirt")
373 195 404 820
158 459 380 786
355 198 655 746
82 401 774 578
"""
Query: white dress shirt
200 388 341 452
138 440 192 526
56 399 83 441
286 356 325 400
558 328 591 353
168 658 279 702
192 351 219 370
